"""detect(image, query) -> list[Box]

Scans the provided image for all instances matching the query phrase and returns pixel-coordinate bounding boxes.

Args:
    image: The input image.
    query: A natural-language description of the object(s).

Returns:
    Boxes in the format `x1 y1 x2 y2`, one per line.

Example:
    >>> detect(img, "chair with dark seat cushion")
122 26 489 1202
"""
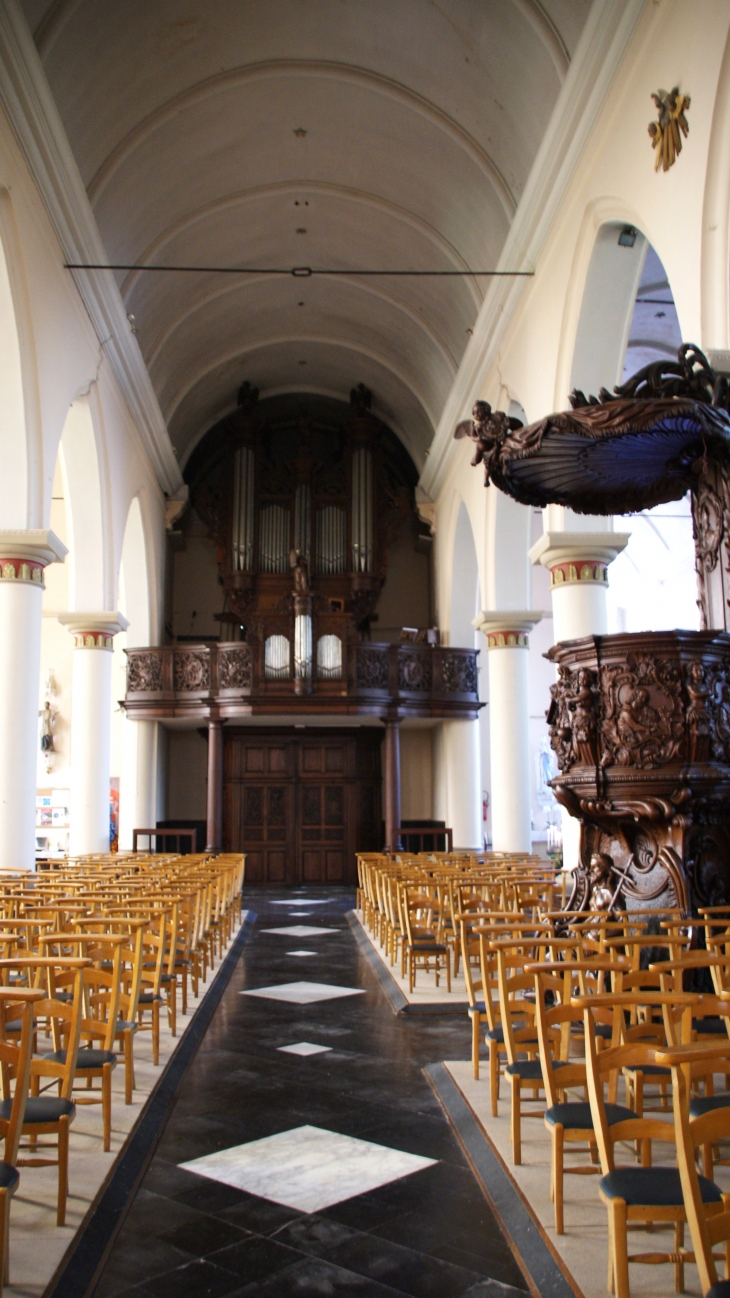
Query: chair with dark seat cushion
656 1041 730 1298
580 991 706 1298
529 961 637 1236
545 1101 637 1130
0 1095 75 1126
0 958 89 1228
0 989 44 1289
600 1165 722 1208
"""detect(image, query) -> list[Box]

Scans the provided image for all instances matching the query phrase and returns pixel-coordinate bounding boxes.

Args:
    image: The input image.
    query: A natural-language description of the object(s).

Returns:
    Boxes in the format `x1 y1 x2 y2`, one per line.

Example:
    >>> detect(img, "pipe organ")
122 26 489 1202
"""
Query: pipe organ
187 386 414 698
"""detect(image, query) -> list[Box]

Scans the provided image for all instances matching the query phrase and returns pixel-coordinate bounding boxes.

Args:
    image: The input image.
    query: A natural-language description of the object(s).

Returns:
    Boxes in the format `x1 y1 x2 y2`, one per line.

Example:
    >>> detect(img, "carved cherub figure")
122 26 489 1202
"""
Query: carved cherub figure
454 401 524 487
586 852 618 936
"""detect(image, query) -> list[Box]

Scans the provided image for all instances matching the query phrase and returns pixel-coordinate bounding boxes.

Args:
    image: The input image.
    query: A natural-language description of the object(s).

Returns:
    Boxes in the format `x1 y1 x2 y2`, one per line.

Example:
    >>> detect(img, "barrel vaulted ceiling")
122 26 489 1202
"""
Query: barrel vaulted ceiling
21 0 591 469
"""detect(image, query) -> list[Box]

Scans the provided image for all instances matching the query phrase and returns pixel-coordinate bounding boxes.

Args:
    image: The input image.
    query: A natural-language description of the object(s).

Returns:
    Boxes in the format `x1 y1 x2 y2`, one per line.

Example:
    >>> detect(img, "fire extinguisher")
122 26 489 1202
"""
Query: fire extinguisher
482 790 489 822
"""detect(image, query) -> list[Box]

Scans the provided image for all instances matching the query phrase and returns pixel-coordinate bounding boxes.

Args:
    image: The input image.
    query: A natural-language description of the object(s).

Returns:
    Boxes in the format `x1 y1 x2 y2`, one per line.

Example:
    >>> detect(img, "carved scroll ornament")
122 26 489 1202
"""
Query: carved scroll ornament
127 651 163 694
356 647 389 690
441 653 478 695
218 647 252 690
173 651 210 692
398 651 432 692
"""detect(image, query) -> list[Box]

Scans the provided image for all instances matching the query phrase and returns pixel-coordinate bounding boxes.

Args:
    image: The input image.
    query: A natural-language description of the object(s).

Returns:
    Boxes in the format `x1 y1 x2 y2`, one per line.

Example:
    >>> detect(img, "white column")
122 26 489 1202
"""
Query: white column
0 531 67 870
443 719 481 849
58 613 128 855
529 531 629 641
529 531 629 867
119 718 158 850
473 612 541 854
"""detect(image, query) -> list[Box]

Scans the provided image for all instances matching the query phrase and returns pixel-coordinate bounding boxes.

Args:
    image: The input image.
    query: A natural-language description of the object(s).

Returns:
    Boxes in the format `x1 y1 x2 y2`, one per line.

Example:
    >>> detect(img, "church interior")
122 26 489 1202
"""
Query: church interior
2 2 730 1296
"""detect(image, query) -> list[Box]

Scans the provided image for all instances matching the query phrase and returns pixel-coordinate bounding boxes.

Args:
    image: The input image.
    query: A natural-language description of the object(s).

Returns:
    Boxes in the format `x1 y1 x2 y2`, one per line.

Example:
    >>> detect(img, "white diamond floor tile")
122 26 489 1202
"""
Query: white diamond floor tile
262 925 339 936
179 1124 435 1213
287 950 317 957
277 1042 332 1056
271 899 334 906
240 980 366 1004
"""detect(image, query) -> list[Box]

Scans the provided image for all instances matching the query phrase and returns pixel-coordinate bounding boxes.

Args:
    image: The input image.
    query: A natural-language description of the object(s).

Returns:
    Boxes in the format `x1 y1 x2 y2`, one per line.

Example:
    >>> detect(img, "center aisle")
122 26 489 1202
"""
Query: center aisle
92 888 528 1298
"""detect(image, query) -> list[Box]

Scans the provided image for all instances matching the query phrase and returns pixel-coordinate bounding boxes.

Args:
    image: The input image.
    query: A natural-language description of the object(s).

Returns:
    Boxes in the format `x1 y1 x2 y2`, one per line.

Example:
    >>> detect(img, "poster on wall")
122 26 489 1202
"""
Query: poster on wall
110 778 119 852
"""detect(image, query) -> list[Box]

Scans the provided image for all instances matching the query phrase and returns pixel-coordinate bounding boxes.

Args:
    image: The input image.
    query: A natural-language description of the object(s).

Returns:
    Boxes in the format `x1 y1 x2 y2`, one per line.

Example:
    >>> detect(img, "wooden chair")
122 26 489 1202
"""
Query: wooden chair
0 957 89 1226
399 886 451 993
494 939 559 1163
459 915 488 1079
0 988 44 1293
576 990 701 1298
657 1040 730 1298
74 918 147 1103
529 961 631 1233
38 932 125 1151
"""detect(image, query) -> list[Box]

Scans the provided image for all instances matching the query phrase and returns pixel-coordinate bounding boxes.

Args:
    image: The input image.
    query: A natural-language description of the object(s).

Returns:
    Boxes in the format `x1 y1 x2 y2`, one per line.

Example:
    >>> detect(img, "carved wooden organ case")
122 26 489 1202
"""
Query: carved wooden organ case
187 388 413 698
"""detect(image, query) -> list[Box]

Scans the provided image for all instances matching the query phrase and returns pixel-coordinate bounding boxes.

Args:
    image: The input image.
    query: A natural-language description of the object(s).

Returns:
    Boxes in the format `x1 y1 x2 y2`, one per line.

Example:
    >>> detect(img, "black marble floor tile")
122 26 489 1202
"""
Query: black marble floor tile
144 1258 242 1298
92 1238 194 1298
88 888 529 1298
206 1233 305 1281
231 1255 407 1296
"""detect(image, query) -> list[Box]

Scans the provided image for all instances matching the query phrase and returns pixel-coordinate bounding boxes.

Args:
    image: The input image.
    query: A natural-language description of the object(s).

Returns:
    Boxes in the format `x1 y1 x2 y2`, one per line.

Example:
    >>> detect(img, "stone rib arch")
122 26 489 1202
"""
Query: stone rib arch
86 60 517 218
58 395 108 611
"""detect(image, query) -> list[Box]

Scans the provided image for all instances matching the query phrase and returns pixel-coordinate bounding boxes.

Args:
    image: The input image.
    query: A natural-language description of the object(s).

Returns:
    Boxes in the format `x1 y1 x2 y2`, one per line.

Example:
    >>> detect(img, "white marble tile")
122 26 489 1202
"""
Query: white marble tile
179 1124 435 1212
262 925 339 936
240 980 366 1004
287 950 318 957
277 1042 332 1056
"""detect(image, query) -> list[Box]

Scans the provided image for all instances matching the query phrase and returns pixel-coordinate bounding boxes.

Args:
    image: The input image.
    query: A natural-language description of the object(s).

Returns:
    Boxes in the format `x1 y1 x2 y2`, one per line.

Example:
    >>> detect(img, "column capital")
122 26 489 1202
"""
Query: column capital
473 609 542 649
58 610 129 650
0 529 67 586
529 530 630 588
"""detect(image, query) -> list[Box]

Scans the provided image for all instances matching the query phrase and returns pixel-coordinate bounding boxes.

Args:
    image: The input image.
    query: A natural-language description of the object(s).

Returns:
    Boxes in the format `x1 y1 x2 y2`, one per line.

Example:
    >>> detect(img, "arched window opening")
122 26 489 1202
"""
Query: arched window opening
610 241 698 632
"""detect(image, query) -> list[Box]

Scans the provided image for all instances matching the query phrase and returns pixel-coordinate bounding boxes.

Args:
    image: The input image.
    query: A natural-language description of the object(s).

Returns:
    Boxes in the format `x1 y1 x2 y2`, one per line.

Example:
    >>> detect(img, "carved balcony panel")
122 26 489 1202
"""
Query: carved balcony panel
547 631 730 916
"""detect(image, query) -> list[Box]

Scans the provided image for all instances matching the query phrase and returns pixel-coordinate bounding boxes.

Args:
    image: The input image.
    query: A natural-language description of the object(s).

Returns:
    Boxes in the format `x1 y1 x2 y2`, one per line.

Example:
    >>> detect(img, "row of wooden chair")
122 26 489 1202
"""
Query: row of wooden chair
0 850 246 1293
459 899 730 1298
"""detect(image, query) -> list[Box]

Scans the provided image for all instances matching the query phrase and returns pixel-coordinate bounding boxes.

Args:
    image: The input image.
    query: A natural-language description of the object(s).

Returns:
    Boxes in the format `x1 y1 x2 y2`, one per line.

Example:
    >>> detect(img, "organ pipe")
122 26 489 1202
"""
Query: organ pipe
316 506 347 574
294 614 313 679
259 504 290 572
317 634 343 679
351 448 373 572
264 634 290 678
231 445 254 570
294 484 311 565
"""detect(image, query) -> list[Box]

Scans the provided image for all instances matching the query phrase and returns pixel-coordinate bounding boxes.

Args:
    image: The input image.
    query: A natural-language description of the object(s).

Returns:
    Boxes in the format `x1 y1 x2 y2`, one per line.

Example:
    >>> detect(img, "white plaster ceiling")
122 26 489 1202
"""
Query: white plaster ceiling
22 0 591 468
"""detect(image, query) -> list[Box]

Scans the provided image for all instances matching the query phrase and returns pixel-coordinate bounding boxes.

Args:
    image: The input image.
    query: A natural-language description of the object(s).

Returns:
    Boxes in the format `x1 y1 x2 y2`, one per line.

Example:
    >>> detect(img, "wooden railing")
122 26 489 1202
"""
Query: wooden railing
123 641 480 719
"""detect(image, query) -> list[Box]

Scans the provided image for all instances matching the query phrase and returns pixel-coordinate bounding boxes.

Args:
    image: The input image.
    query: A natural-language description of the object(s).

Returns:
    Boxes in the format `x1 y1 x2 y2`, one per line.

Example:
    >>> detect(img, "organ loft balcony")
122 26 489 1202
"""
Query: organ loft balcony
123 386 480 723
122 640 480 721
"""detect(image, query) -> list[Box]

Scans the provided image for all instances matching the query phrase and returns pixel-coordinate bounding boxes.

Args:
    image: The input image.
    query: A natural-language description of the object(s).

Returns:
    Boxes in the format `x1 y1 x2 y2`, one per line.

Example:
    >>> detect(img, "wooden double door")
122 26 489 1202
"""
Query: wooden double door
223 728 382 885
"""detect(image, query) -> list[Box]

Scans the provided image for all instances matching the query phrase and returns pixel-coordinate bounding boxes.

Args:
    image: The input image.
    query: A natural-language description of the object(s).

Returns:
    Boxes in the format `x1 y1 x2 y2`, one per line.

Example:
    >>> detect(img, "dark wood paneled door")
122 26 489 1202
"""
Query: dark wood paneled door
223 729 382 885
